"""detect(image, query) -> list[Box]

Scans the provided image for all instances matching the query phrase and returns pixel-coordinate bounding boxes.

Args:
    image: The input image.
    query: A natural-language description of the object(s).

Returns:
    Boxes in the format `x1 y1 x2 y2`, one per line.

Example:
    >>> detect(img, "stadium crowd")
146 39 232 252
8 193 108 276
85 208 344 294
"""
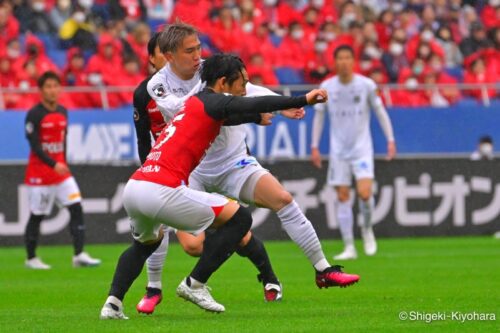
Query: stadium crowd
0 0 499 109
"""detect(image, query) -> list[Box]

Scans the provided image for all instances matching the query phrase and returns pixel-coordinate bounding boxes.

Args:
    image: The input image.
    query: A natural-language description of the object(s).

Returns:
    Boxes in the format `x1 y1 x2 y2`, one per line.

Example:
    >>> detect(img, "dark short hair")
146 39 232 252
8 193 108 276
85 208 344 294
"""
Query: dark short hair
201 54 246 87
158 22 198 53
480 135 493 144
334 45 355 59
37 71 61 88
147 32 161 56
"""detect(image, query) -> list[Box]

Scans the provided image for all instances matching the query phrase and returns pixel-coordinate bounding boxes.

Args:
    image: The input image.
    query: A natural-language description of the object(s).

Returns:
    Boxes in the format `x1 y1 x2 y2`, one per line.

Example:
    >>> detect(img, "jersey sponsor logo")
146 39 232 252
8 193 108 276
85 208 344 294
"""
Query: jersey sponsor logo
133 108 139 121
354 95 361 103
152 83 166 97
140 165 161 173
235 157 258 168
42 142 64 154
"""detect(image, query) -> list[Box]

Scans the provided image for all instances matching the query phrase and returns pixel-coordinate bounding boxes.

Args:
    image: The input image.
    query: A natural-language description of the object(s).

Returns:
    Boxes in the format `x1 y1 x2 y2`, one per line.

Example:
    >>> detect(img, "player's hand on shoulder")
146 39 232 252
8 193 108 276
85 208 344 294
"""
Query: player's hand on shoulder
281 107 305 120
306 89 328 105
260 113 274 126
54 162 70 175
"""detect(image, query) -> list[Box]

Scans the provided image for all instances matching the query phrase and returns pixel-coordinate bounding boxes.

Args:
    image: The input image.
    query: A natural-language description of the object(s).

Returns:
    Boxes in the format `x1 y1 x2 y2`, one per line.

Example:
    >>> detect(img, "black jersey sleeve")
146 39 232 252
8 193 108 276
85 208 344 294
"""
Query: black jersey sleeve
223 112 262 126
202 90 308 121
60 106 68 162
133 80 153 164
25 107 57 167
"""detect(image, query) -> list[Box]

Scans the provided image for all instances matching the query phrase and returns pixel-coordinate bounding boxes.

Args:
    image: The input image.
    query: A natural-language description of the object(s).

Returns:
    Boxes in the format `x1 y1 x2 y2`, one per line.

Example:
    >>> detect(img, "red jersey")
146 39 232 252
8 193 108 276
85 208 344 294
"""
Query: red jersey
131 88 308 187
24 103 70 185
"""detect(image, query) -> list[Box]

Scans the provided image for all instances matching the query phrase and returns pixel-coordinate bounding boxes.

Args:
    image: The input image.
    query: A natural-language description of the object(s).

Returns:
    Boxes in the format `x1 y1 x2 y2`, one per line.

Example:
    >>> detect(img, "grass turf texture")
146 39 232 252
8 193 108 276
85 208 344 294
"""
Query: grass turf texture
0 237 498 333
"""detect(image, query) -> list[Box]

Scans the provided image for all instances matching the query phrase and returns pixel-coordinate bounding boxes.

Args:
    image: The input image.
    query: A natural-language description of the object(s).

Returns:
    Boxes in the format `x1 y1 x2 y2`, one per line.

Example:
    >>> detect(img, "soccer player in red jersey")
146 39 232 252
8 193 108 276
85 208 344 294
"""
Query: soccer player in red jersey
100 54 356 319
23 71 101 269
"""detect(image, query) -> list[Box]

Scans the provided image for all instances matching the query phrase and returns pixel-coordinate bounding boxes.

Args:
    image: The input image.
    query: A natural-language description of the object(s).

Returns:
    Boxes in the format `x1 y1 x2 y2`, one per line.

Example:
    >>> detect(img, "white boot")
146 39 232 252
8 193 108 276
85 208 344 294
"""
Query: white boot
333 245 358 260
73 252 101 267
25 257 51 270
176 278 225 313
361 226 377 256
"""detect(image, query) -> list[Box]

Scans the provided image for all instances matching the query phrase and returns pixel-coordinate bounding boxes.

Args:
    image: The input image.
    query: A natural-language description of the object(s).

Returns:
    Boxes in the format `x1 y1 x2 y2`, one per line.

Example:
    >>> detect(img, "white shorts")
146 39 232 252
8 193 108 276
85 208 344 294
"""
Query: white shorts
327 156 374 186
189 156 269 205
123 179 229 242
28 177 82 215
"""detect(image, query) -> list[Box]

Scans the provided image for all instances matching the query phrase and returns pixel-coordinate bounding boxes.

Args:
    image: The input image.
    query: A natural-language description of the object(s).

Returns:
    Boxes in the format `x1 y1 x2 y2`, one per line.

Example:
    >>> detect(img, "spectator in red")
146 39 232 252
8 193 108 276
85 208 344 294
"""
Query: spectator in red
420 4 439 31
421 68 450 108
208 6 243 54
118 56 144 104
304 37 332 84
463 53 498 100
427 53 461 104
311 0 337 24
13 34 59 76
301 6 320 45
241 23 279 66
398 58 426 84
126 22 151 74
367 66 390 105
460 21 494 57
0 3 20 51
276 21 310 69
239 0 264 35
169 0 211 31
481 0 500 30
406 25 445 63
337 1 362 31
246 52 279 86
375 9 394 50
0 49 22 109
62 47 96 108
14 59 41 110
358 40 385 77
86 33 124 107
391 75 429 107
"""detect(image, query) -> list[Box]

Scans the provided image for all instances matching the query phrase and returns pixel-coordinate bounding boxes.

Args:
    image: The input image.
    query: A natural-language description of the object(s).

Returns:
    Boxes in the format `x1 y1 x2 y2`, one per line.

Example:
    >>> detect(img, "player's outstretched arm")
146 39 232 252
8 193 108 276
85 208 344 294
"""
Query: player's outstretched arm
222 89 327 117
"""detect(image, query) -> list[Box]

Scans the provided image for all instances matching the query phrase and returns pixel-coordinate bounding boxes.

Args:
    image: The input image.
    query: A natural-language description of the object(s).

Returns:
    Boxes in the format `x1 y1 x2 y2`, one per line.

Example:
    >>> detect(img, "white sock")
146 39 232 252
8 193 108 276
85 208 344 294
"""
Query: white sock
105 296 122 308
188 276 204 289
277 200 330 267
313 258 330 272
337 201 354 248
359 197 374 229
146 230 169 290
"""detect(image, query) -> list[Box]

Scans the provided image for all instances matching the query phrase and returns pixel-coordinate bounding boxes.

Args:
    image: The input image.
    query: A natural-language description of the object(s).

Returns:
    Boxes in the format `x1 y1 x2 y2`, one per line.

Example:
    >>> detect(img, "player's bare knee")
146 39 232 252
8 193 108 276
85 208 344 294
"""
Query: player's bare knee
238 231 252 247
337 189 350 202
357 189 372 202
272 190 293 211
183 243 203 257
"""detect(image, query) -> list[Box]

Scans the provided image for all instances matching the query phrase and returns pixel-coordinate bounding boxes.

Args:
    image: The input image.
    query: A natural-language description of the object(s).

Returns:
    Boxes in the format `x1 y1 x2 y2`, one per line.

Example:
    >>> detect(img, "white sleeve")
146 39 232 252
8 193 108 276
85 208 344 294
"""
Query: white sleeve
368 80 395 142
245 82 279 97
147 76 203 121
311 102 326 149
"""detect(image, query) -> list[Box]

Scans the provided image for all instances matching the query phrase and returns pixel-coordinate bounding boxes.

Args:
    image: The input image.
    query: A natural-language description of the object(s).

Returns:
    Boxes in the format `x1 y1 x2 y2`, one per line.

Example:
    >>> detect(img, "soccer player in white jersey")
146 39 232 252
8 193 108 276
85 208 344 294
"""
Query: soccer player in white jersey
136 23 360 314
311 45 397 260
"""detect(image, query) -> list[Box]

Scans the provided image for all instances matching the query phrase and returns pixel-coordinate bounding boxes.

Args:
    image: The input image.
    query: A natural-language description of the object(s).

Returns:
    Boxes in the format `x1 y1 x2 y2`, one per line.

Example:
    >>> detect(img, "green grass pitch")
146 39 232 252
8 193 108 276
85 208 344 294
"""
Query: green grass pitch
0 237 498 333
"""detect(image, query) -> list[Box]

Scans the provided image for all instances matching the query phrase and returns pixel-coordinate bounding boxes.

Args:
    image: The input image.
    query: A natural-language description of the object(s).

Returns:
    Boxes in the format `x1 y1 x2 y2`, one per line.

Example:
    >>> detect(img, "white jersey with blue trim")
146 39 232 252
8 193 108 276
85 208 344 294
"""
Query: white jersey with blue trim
195 83 278 176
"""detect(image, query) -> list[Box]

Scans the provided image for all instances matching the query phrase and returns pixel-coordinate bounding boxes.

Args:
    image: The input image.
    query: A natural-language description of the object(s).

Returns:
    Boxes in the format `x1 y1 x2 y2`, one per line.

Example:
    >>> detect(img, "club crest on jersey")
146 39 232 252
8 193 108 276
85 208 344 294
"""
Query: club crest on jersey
152 83 166 97
133 109 139 121
354 95 360 103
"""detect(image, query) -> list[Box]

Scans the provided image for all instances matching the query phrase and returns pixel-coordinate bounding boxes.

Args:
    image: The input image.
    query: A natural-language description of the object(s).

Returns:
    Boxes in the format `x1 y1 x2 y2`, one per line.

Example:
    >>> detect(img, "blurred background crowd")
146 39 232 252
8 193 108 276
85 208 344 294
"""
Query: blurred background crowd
0 0 499 109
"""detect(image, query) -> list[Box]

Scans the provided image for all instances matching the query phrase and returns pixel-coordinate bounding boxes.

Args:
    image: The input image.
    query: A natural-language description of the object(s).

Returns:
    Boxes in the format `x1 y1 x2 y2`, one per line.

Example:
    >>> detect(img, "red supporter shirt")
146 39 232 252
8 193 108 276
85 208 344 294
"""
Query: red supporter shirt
24 103 70 185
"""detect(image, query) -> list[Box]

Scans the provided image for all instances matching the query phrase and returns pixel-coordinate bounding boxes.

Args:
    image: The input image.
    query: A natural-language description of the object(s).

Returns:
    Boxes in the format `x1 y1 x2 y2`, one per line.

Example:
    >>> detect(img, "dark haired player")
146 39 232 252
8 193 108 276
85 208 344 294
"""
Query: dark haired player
24 71 101 269
100 54 352 319
311 45 397 260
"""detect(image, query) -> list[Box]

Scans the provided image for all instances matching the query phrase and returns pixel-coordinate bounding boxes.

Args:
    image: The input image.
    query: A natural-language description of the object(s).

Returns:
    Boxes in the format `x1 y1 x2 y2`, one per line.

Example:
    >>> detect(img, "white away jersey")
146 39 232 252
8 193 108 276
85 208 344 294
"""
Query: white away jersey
316 74 380 160
147 63 203 121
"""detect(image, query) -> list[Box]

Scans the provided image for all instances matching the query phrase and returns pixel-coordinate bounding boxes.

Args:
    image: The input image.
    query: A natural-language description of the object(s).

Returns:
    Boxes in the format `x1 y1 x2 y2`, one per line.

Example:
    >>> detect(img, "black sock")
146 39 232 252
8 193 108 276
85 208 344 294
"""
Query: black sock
108 239 162 301
190 206 252 283
25 214 44 259
68 203 85 255
237 235 278 284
